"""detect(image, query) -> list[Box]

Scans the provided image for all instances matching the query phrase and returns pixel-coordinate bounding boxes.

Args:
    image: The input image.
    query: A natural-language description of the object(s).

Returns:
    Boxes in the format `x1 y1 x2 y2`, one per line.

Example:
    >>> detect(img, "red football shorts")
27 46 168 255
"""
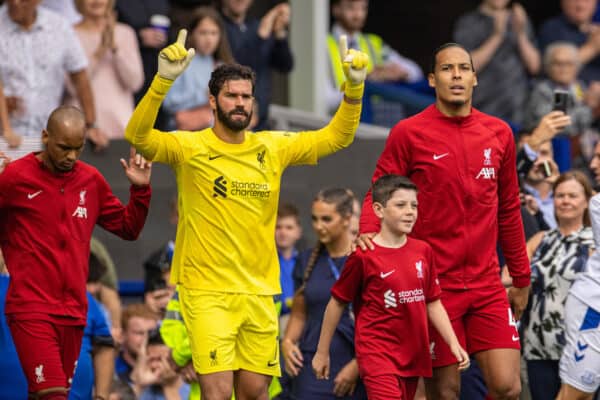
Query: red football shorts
428 281 521 368
7 318 84 393
362 375 418 399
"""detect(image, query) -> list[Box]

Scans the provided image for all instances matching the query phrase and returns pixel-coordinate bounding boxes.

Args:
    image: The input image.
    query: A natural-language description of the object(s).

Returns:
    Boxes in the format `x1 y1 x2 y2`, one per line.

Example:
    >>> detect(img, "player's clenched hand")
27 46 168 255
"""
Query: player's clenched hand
333 358 358 397
312 351 330 380
121 146 152 187
339 35 369 99
158 29 195 81
508 284 530 321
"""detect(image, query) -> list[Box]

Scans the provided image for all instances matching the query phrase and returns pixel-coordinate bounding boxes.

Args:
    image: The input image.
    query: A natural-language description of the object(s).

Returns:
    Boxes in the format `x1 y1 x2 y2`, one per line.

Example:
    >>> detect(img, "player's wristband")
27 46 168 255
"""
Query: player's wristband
342 81 364 100
343 95 362 105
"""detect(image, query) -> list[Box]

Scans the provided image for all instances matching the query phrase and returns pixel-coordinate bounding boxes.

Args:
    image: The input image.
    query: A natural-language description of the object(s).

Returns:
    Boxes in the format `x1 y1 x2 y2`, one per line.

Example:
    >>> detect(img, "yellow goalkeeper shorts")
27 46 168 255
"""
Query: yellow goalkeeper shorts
179 287 281 376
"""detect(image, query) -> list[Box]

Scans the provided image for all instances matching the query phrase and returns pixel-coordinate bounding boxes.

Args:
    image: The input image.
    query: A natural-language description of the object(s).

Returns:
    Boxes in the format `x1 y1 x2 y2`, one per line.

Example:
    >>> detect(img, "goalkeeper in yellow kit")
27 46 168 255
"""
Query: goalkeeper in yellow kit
125 29 369 400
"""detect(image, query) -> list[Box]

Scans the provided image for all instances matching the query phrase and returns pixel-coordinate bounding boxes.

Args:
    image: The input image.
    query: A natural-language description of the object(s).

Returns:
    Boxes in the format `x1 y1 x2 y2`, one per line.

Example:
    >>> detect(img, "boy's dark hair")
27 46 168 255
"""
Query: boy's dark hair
429 42 474 73
277 202 300 224
88 252 107 284
109 377 136 400
147 327 165 346
372 175 418 205
208 63 256 97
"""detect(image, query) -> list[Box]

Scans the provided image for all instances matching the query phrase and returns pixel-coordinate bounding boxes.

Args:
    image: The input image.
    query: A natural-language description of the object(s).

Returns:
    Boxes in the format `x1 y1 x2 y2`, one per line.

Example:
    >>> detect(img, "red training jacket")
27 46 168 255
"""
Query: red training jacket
360 105 530 290
0 153 151 323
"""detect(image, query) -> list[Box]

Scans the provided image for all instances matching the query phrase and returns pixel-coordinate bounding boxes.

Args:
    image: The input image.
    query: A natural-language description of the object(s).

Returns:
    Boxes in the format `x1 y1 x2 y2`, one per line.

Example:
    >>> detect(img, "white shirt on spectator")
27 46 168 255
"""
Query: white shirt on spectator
41 0 82 25
0 5 87 147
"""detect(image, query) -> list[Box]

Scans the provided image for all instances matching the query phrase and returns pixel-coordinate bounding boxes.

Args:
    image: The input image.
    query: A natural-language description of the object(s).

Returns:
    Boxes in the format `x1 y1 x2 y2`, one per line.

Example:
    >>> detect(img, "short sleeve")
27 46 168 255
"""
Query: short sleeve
292 251 309 291
331 251 363 303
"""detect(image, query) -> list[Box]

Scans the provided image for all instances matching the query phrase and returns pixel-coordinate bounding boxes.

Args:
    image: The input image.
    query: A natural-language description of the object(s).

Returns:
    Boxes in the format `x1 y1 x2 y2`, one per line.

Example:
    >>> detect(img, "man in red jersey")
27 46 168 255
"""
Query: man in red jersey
0 106 151 400
357 44 530 400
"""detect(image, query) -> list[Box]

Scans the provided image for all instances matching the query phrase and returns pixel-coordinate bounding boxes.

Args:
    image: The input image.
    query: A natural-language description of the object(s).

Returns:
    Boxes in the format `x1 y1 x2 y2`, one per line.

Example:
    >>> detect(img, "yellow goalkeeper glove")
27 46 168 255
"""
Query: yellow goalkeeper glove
338 35 369 100
158 29 195 81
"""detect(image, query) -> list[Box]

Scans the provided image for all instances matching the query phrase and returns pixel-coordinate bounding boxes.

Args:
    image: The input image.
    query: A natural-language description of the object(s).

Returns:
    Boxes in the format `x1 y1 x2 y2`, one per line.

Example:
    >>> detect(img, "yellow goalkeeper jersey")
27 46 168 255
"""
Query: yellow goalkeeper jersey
126 75 361 295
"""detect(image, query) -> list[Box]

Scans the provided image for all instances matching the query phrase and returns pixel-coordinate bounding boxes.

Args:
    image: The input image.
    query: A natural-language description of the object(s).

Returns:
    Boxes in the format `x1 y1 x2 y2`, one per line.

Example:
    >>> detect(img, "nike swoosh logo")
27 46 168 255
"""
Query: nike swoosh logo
511 335 519 342
208 154 223 161
27 190 43 200
433 153 449 160
380 269 395 279
267 360 278 367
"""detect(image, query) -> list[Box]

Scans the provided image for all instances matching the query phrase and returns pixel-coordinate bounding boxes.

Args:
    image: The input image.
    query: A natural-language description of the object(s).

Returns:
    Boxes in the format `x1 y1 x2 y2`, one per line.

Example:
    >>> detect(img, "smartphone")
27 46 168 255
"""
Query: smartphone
553 90 570 113
542 160 552 178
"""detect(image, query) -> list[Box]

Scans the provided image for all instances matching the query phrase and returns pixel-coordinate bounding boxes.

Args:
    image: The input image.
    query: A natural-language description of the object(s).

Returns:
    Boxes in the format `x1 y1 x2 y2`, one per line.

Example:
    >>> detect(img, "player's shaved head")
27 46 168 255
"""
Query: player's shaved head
41 106 87 173
46 106 86 140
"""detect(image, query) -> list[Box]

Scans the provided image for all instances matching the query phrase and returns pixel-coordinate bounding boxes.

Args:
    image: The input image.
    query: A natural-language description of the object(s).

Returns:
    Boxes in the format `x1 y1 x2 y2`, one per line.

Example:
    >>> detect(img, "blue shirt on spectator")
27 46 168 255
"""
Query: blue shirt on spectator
278 249 298 315
162 54 215 130
0 275 28 399
69 292 113 399
139 383 191 400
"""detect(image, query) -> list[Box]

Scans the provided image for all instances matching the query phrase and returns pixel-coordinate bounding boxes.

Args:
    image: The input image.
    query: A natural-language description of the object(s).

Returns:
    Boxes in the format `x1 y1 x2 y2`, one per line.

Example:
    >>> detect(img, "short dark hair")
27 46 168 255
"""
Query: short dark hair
208 63 256 97
88 252 107 284
429 42 474 73
372 175 417 205
147 327 165 346
278 202 300 224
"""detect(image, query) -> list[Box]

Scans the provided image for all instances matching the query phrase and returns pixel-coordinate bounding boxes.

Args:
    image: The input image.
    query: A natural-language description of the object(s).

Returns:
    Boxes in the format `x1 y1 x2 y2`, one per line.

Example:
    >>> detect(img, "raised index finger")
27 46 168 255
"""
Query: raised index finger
176 29 188 46
339 34 348 60
129 146 137 161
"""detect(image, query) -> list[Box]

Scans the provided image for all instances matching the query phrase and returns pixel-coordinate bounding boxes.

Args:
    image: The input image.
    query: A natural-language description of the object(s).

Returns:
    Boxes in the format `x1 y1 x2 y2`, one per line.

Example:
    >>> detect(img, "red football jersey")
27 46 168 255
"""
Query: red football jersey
331 238 441 378
0 154 151 323
359 105 530 290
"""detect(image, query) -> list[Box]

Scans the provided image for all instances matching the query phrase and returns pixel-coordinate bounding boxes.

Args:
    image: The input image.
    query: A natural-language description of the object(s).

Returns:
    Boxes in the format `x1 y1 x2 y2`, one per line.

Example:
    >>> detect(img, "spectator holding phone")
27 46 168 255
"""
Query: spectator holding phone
520 139 560 229
524 42 592 138
523 42 593 172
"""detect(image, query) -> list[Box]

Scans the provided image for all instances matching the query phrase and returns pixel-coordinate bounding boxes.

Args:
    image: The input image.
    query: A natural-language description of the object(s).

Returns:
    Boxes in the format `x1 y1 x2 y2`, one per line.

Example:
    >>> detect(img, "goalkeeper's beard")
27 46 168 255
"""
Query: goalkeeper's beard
216 103 252 132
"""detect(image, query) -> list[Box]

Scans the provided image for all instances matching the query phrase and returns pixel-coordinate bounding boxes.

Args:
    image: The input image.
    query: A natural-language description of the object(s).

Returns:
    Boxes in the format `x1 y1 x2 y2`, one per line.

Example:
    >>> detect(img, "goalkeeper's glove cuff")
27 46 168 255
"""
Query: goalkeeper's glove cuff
342 81 364 100
151 74 174 96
